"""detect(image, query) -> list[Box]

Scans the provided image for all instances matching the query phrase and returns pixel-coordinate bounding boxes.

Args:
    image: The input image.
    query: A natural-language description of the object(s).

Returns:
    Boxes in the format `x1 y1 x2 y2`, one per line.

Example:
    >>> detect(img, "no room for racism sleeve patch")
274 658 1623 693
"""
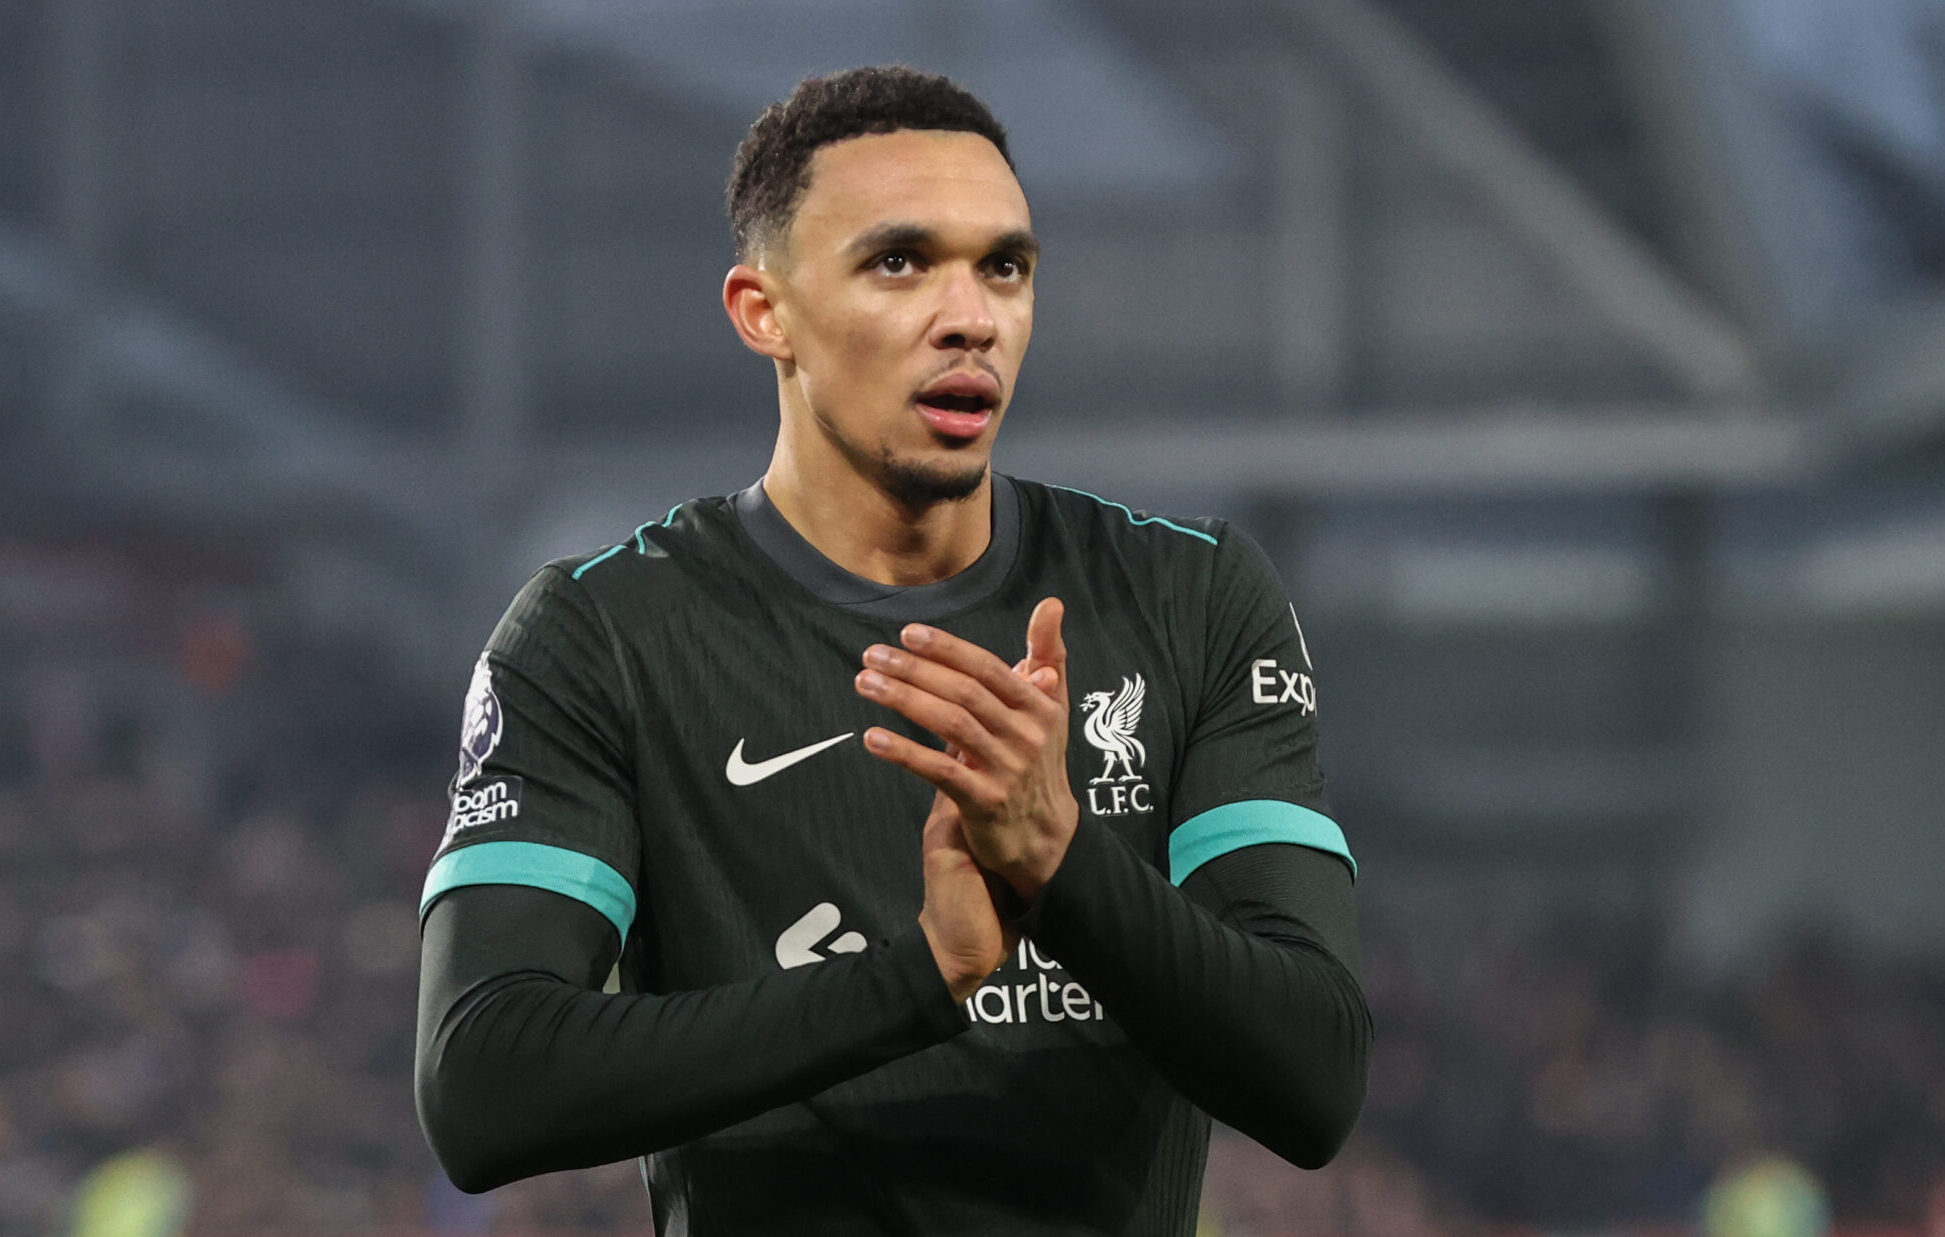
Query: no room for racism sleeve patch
444 776 525 843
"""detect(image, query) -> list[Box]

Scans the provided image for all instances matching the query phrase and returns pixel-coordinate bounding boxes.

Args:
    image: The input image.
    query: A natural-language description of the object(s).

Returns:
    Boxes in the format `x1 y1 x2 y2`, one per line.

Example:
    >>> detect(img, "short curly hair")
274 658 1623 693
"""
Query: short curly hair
727 65 1013 262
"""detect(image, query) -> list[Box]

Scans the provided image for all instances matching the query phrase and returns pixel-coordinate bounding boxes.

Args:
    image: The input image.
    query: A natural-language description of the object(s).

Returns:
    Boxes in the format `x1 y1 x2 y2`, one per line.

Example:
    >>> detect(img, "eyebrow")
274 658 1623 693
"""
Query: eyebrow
844 222 1041 263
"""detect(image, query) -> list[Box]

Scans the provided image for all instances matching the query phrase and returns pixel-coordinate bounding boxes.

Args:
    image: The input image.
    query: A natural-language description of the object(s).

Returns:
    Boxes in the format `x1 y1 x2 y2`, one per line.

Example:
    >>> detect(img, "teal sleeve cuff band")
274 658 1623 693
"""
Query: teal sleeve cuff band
420 840 637 944
1169 800 1355 884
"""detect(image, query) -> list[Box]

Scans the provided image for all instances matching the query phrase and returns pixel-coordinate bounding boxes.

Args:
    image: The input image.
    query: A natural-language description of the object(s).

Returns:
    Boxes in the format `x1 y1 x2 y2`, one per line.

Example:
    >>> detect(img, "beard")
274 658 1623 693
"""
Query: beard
876 450 988 507
820 415 988 508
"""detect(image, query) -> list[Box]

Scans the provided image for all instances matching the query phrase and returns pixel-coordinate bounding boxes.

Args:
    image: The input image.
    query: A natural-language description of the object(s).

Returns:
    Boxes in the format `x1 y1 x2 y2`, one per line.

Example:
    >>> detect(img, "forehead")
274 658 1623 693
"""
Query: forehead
789 129 1029 252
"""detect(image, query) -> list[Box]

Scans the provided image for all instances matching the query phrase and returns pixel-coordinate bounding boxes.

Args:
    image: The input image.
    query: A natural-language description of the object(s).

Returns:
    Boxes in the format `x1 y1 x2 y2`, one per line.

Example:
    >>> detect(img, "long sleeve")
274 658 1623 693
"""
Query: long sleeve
1020 832 1371 1169
415 884 968 1193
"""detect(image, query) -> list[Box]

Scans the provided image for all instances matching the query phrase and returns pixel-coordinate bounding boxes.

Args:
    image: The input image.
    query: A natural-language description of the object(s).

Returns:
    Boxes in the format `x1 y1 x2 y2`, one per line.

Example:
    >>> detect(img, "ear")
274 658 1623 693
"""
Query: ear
722 263 795 363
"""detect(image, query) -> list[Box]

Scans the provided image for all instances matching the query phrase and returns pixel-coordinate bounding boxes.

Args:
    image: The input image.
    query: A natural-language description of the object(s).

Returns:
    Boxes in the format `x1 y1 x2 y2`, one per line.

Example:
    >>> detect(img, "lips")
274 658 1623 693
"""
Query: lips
915 372 999 441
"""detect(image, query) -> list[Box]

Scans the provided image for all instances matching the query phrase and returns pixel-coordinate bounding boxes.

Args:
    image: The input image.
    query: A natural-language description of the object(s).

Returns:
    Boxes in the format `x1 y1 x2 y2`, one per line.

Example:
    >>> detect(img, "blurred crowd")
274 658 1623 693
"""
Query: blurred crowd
1205 882 1945 1237
0 617 450 1235
1 551 1942 1237
1351 876 1945 1234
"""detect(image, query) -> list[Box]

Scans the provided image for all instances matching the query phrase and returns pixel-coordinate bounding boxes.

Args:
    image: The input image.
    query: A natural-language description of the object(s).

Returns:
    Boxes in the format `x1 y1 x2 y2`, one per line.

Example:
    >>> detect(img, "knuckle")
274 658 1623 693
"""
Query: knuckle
943 676 988 713
981 664 1024 698
943 706 981 744
997 745 1031 780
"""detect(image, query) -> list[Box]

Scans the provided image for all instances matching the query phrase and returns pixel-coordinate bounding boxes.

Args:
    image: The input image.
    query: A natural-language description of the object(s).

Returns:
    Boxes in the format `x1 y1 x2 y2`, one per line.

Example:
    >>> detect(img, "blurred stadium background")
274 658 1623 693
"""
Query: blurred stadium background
3 0 1944 1233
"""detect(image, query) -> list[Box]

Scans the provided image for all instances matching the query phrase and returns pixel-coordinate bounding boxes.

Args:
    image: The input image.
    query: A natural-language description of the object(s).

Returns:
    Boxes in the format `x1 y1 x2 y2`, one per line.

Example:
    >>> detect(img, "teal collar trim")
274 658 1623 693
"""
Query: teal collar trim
1046 484 1218 546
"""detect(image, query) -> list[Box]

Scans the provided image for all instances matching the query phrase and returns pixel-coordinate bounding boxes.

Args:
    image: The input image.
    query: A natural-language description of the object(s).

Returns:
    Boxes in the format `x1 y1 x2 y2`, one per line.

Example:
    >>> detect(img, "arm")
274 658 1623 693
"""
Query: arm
417 566 1009 1192
855 531 1369 1167
854 614 1369 1167
1019 530 1369 1165
1020 835 1369 1168
415 885 966 1192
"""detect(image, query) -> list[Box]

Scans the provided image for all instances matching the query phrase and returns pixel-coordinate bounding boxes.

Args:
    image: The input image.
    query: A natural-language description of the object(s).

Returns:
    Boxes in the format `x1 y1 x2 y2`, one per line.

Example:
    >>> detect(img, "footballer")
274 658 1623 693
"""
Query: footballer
415 65 1370 1235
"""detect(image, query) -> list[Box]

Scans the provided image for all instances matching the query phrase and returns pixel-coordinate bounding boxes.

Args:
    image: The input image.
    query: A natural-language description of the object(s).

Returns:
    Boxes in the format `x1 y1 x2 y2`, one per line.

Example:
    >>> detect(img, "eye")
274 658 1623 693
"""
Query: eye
872 251 918 276
987 254 1030 282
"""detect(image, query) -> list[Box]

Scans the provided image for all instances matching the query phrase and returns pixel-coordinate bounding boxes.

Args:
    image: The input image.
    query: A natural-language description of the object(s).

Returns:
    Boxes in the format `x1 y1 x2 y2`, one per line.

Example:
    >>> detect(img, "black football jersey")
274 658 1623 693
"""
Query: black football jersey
421 475 1353 1235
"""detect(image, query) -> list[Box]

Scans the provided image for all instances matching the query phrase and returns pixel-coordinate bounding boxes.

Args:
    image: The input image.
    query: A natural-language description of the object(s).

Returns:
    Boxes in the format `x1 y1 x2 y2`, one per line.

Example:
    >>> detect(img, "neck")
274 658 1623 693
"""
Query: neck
761 447 993 588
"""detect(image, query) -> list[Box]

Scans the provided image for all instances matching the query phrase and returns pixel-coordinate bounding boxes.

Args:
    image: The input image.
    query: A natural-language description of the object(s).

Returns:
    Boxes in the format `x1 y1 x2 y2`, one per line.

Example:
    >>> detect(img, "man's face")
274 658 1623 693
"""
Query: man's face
766 129 1035 506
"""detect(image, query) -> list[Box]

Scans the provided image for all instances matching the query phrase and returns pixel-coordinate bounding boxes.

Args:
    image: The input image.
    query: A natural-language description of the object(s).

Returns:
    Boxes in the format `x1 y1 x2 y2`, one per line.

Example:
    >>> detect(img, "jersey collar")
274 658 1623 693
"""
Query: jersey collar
730 473 1022 622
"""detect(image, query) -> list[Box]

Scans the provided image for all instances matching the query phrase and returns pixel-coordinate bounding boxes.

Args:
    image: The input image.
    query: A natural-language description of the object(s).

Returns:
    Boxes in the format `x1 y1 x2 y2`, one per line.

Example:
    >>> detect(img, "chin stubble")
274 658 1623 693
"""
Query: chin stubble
819 417 988 508
877 451 988 508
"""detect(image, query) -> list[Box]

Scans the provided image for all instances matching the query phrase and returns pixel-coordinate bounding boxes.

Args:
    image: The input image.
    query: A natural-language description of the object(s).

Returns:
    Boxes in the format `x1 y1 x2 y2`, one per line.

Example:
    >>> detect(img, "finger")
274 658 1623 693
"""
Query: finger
1024 597 1068 705
862 646 1046 748
1014 656 1060 705
856 667 1021 772
945 740 986 773
1016 654 1058 700
1025 597 1065 670
896 624 1047 713
862 726 1001 813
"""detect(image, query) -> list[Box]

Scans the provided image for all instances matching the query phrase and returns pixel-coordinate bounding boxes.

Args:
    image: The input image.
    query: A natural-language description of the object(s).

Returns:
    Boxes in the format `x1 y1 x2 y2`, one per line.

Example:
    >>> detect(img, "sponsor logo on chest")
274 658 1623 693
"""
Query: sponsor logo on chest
1079 673 1153 816
773 902 868 968
773 904 1107 1027
964 939 1107 1026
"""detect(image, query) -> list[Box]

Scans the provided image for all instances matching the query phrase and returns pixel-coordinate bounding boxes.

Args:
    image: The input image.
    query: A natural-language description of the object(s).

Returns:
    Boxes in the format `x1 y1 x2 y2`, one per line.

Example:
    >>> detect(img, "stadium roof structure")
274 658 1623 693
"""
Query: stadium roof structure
5 0 1944 880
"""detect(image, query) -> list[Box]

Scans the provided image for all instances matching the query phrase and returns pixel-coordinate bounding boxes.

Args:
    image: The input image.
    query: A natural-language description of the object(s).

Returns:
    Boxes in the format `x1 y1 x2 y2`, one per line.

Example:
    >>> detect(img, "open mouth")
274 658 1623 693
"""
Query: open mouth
915 377 999 441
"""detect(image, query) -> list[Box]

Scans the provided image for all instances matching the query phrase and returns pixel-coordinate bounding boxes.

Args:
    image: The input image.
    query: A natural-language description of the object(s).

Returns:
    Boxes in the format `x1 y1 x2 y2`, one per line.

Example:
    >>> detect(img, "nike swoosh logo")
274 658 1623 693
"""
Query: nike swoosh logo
725 732 854 786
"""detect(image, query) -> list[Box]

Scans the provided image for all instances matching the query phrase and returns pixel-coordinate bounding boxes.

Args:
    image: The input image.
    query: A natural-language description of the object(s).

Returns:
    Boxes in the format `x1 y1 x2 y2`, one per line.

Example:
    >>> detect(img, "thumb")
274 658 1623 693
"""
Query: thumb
921 792 969 855
1024 596 1067 702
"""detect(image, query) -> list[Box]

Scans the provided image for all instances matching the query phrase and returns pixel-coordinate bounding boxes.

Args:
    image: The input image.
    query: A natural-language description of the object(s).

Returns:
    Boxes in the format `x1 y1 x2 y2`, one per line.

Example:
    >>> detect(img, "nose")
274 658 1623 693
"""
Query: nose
928 263 997 352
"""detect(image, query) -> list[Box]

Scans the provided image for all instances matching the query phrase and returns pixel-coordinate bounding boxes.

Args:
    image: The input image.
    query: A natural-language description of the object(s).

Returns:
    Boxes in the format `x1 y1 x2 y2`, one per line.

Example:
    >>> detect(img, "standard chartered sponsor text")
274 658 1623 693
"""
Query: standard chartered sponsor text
963 939 1106 1025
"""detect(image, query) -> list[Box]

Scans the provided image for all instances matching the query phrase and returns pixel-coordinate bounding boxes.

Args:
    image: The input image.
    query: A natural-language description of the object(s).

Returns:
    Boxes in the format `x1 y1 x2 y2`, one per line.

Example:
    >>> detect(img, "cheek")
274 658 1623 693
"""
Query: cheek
797 293 902 364
794 307 912 410
829 308 922 389
994 298 1033 372
836 313 896 360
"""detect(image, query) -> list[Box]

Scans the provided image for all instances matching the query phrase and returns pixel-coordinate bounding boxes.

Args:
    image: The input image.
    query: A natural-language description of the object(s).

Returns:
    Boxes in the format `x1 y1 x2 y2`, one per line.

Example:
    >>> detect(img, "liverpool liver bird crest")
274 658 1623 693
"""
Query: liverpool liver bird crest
1079 674 1146 783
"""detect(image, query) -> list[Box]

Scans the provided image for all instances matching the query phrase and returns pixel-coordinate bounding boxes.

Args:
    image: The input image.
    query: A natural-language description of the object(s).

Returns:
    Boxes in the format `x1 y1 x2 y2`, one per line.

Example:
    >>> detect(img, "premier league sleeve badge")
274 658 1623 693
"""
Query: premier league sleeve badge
457 652 505 786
